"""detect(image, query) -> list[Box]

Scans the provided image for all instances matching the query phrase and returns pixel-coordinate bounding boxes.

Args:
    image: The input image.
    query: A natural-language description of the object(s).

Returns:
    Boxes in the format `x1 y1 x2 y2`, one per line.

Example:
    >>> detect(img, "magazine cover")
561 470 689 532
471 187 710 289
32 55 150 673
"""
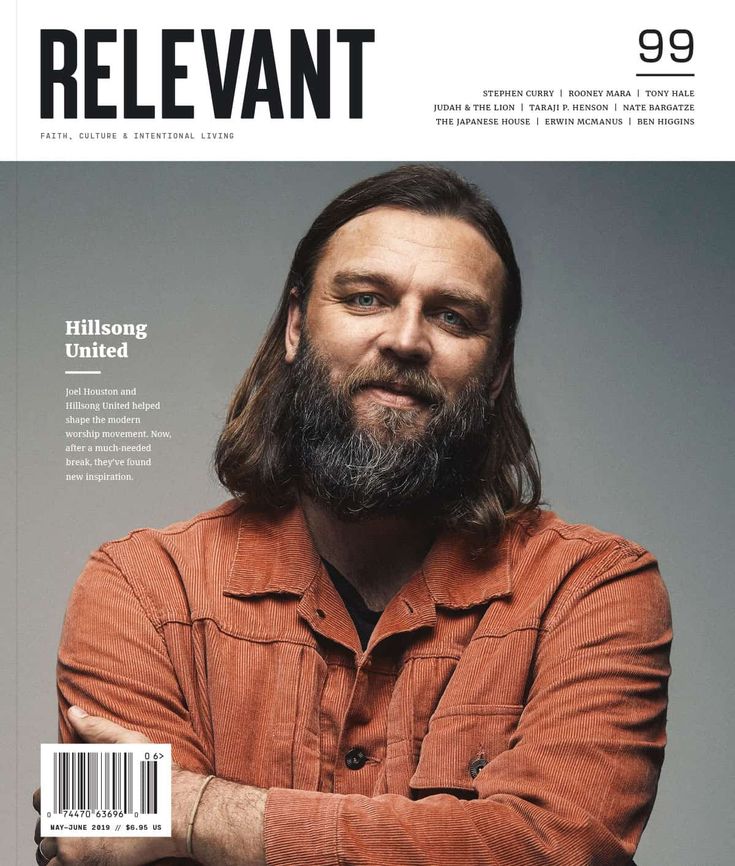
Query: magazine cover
3 3 734 865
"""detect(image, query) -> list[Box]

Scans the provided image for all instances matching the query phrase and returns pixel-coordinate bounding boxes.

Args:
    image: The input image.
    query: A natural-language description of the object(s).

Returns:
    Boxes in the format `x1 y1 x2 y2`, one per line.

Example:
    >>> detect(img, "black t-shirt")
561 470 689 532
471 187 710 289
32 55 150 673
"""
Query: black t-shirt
322 559 382 650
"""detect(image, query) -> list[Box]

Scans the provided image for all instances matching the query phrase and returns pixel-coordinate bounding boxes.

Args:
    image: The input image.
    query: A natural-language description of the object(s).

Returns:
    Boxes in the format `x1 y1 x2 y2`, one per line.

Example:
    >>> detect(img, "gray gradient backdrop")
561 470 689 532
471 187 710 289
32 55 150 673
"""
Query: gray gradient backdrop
5 162 734 865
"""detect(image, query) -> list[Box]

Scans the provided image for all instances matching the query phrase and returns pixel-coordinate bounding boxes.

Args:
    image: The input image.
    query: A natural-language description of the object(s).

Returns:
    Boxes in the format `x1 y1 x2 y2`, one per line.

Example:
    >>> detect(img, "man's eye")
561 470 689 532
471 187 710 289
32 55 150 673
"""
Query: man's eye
439 310 469 329
351 293 378 308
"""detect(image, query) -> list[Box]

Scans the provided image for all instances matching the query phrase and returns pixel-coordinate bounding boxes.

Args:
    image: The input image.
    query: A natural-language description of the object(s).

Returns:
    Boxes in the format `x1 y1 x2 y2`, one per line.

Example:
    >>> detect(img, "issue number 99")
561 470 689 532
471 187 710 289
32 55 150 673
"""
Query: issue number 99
639 29 694 63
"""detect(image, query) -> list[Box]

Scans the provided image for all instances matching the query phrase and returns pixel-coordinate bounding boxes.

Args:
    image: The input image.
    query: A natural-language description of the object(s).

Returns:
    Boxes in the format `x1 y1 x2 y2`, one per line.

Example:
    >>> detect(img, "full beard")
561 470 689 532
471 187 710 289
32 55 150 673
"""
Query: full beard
288 335 495 521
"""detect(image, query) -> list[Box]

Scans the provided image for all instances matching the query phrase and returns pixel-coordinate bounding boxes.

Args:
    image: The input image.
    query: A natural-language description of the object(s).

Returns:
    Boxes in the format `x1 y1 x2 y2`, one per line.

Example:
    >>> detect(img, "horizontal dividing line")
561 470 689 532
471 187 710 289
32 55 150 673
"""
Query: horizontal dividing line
65 370 102 375
635 73 695 77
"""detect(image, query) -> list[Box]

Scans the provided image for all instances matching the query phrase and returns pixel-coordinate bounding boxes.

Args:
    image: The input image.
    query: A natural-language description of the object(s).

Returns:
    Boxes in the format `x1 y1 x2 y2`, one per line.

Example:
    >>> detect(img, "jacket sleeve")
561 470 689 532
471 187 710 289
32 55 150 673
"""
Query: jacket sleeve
57 547 213 864
57 546 213 774
263 546 672 866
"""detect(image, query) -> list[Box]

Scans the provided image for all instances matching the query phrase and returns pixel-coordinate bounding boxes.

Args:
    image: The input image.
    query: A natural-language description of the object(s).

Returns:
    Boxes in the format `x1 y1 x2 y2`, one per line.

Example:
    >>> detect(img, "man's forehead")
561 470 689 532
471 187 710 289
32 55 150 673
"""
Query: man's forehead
314 206 506 297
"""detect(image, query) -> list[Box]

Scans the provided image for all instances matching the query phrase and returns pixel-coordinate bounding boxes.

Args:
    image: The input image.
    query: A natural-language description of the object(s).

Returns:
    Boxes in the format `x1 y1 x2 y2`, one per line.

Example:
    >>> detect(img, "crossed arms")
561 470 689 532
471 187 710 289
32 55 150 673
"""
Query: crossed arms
46 537 672 866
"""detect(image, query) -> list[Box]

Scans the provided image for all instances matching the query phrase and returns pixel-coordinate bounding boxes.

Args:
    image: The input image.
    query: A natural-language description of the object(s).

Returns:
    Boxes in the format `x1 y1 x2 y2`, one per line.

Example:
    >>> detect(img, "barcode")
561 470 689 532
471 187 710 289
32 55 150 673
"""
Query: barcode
140 760 158 815
52 751 160 813
41 743 172 837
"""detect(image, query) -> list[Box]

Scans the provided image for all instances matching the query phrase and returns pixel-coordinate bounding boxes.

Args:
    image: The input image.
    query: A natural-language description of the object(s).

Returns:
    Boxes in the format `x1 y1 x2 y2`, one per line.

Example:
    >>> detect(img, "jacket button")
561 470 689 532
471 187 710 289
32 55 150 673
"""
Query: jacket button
345 747 368 770
469 757 488 779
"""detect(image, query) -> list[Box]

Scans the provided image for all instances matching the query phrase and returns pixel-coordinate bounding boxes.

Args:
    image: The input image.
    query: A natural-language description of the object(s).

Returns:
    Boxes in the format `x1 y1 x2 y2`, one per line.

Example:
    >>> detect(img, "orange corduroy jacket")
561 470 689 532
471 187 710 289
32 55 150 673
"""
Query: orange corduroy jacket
58 499 671 866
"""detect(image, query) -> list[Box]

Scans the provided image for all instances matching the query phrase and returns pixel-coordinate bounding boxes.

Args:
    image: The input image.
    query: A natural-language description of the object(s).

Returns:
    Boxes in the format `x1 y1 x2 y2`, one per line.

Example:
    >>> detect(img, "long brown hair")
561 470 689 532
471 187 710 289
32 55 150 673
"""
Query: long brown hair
215 164 541 544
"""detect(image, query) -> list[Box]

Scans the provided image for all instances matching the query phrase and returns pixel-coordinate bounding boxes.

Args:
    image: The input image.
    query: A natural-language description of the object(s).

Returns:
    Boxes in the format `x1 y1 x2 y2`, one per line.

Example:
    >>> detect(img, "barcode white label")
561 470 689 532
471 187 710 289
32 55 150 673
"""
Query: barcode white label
40 744 171 836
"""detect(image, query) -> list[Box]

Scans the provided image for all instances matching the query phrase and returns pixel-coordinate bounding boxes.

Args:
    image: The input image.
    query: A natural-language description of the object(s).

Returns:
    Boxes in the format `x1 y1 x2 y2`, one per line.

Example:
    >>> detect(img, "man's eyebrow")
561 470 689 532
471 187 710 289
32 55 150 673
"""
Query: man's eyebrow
431 287 494 321
332 270 395 292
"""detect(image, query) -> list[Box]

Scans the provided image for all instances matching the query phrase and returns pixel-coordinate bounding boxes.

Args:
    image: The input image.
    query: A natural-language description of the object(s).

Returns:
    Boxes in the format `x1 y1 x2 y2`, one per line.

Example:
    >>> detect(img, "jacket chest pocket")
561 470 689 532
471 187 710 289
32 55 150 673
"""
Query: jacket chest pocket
409 705 523 798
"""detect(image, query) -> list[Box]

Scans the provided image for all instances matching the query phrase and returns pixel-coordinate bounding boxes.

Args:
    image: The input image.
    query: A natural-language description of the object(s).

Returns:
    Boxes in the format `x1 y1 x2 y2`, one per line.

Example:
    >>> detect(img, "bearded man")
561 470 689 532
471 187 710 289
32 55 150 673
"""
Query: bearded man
36 165 671 866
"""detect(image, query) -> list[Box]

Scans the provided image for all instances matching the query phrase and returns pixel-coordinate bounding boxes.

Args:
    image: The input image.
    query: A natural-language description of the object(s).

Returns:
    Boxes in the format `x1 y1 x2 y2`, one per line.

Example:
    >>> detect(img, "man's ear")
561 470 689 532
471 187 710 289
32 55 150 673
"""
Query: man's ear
284 288 303 364
489 342 514 401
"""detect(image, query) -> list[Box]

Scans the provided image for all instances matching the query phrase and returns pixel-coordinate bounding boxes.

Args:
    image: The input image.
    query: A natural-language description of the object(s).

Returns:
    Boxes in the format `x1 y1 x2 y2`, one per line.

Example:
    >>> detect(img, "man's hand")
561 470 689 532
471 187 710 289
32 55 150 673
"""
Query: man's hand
33 706 205 866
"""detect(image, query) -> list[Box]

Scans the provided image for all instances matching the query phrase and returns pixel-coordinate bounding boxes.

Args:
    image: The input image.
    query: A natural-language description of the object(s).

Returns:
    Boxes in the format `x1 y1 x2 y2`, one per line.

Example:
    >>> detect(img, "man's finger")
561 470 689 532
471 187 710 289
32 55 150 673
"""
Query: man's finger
32 787 40 813
34 817 41 845
67 706 151 744
37 835 57 864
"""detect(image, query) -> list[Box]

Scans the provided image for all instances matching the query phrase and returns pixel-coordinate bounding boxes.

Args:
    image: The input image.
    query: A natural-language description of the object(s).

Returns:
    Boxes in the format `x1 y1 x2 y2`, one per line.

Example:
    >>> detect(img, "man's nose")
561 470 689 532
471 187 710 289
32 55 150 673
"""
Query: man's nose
375 306 432 365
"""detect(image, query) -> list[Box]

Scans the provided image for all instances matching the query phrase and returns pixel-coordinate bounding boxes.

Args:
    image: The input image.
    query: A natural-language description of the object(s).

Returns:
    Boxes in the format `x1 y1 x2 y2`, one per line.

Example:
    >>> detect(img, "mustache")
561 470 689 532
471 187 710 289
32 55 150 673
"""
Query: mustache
339 360 446 407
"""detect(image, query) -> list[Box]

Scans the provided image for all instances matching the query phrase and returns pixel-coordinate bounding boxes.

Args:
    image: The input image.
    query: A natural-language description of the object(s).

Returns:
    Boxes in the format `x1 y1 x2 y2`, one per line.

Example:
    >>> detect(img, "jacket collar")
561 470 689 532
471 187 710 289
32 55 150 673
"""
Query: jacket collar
420 527 513 608
223 503 513 608
224 505 322 598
